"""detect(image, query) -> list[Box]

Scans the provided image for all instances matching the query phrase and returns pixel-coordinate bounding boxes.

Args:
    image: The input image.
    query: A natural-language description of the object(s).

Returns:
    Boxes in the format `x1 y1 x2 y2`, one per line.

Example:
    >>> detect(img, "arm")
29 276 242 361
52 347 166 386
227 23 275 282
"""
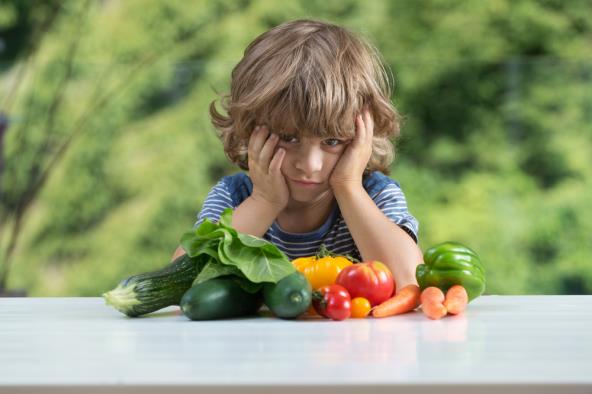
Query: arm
231 124 287 237
170 124 287 262
170 246 186 261
231 196 282 237
329 108 422 291
333 184 423 290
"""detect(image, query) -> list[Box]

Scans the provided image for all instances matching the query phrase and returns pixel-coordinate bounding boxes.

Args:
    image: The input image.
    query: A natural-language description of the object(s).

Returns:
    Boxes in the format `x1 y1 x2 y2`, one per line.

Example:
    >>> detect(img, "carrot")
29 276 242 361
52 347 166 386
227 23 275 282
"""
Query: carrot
306 304 318 316
420 287 447 320
371 284 421 318
420 286 445 305
443 285 468 315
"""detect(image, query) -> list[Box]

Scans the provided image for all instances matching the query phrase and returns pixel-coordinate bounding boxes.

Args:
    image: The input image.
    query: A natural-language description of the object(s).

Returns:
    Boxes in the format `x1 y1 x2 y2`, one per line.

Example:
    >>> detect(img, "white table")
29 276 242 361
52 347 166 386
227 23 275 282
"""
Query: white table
0 296 591 393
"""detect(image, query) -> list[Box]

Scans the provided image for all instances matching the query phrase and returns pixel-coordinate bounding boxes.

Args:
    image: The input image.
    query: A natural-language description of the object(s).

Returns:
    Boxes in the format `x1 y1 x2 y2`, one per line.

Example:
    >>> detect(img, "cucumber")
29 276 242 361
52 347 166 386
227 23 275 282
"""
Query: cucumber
180 277 263 320
263 271 311 319
103 254 206 317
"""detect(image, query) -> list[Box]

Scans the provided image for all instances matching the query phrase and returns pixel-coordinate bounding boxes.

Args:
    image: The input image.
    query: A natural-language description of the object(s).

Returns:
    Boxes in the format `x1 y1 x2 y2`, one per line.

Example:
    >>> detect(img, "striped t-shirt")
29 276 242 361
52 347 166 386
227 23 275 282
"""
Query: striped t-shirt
194 171 419 261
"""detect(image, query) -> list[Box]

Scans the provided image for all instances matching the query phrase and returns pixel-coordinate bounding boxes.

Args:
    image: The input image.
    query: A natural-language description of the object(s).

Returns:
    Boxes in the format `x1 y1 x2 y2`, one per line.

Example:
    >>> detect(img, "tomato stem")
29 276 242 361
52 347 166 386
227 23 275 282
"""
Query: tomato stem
316 244 333 259
315 244 360 263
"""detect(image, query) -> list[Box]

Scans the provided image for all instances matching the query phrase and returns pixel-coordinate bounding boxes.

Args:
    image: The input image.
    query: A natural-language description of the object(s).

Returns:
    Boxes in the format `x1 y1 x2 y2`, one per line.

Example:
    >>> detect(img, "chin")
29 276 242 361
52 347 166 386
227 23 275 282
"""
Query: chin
288 185 331 203
287 189 311 202
289 193 314 203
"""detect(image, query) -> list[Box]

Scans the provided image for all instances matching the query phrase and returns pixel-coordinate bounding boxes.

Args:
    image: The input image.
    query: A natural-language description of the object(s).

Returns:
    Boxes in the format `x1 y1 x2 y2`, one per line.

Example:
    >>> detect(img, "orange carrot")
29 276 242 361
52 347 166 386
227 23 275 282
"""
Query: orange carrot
306 304 318 316
371 284 421 318
420 286 445 305
420 287 447 320
443 285 468 315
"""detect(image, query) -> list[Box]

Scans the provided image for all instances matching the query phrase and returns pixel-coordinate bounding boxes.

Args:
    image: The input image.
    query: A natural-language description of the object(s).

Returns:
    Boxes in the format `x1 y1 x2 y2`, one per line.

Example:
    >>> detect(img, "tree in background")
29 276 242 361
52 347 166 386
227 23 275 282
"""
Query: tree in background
0 0 64 293
0 0 590 296
0 0 240 295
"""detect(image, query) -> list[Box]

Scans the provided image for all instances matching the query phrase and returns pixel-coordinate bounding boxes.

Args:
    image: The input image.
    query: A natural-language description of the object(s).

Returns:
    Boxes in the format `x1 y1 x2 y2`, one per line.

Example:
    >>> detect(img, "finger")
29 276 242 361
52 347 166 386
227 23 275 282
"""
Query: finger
247 125 260 158
360 112 369 141
269 147 285 175
248 125 269 159
353 114 365 148
364 108 374 138
259 132 279 167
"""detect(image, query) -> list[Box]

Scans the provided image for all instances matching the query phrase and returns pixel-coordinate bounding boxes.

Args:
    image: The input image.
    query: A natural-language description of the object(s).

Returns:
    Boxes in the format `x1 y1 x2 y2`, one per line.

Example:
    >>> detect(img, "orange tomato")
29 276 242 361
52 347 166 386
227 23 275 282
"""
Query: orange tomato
292 255 353 290
351 297 372 318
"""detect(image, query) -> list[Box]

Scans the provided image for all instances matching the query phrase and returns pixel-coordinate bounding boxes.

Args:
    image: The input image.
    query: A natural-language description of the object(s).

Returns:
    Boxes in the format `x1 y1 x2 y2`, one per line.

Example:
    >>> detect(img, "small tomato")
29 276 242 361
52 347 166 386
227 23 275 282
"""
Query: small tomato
335 261 395 306
312 284 352 321
351 297 372 318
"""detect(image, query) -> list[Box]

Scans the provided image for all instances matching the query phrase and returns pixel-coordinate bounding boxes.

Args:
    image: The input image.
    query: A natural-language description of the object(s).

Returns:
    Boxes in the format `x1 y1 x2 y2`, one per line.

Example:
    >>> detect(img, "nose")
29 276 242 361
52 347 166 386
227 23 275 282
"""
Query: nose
294 144 323 175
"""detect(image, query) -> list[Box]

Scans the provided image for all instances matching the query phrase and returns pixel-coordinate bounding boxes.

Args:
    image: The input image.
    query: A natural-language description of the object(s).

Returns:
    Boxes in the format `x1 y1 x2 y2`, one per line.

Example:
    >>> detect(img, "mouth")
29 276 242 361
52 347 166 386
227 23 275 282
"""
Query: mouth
290 179 321 187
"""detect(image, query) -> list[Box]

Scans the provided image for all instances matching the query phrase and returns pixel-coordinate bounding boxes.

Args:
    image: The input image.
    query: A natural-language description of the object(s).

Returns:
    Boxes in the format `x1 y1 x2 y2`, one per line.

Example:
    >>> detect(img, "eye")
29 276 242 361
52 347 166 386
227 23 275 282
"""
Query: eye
323 138 345 147
279 133 299 143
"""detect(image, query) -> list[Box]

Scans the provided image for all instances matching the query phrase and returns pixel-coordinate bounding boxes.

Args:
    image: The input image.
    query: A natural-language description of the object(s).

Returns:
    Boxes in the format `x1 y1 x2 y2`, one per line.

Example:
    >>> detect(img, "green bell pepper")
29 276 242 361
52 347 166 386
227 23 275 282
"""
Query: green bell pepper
416 241 486 302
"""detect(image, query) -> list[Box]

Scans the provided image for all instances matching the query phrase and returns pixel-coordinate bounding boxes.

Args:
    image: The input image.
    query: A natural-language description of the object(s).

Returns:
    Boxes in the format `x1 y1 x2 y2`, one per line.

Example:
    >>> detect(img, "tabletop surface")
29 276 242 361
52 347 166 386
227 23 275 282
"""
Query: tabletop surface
1 296 591 393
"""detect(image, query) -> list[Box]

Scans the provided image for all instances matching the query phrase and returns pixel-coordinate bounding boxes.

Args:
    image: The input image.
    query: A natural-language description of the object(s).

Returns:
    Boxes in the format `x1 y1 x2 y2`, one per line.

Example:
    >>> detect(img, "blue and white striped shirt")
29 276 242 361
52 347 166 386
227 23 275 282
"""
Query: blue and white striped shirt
194 171 419 261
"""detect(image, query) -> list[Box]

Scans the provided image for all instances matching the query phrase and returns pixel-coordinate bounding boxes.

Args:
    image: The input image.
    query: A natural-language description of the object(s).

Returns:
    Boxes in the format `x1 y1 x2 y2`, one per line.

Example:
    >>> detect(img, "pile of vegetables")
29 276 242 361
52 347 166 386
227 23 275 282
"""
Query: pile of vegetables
103 208 486 321
296 254 399 320
103 208 311 320
293 241 486 321
371 241 486 320
414 241 486 319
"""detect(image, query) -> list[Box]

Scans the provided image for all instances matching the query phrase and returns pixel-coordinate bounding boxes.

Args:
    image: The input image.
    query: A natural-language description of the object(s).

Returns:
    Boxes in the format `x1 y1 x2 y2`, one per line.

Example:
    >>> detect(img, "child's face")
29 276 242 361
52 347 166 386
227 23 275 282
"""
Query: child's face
275 132 352 202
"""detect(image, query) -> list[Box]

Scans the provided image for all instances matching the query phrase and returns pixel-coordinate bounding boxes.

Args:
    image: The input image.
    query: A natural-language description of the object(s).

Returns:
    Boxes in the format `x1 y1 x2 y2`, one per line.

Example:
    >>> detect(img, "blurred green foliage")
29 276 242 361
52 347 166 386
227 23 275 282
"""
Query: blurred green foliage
0 0 590 296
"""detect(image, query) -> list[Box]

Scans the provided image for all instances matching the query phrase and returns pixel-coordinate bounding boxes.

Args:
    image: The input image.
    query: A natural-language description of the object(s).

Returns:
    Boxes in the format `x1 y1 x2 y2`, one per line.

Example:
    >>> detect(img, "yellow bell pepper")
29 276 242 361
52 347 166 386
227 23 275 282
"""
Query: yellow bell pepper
292 245 354 290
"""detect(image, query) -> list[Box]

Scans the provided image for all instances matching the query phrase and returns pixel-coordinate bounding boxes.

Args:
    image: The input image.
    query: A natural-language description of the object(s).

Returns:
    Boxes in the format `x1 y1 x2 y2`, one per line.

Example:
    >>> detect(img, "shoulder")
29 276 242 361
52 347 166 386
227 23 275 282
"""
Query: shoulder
218 171 251 189
362 171 402 198
216 172 253 206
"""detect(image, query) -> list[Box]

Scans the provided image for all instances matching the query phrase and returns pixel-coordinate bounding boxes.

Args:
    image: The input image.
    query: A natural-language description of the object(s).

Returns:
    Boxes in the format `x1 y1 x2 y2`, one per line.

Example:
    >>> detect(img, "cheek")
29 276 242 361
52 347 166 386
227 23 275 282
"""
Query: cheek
325 150 344 169
279 149 293 173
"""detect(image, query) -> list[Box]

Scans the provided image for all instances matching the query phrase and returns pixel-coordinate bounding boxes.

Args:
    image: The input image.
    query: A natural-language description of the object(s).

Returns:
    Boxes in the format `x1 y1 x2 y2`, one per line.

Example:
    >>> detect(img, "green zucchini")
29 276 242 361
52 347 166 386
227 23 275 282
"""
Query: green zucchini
103 253 205 317
180 277 262 320
263 271 311 319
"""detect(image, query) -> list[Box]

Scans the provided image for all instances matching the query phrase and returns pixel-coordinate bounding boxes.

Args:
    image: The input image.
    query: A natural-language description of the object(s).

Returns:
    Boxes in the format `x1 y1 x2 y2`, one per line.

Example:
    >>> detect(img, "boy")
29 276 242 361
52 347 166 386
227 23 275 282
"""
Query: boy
172 19 422 290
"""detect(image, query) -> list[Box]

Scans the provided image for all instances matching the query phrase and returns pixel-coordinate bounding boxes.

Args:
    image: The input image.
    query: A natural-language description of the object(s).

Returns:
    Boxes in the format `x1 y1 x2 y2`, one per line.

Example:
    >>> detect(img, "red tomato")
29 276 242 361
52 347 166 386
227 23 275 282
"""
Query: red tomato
312 284 352 321
335 261 395 306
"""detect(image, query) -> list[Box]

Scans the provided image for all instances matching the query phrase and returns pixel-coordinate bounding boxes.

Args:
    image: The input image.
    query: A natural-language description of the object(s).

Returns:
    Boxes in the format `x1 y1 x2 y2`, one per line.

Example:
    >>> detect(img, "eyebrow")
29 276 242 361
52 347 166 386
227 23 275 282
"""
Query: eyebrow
276 129 351 140
277 132 298 138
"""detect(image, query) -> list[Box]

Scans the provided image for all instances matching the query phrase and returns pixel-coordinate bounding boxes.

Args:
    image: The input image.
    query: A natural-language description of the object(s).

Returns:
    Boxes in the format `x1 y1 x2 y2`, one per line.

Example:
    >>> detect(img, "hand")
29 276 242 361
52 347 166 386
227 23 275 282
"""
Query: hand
329 107 374 191
247 125 290 211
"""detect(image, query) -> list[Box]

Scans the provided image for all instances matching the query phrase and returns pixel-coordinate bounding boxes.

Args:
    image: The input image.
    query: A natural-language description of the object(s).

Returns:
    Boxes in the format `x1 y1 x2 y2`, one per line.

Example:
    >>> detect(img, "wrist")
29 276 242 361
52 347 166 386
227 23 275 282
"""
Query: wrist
249 191 286 215
331 181 364 198
233 195 281 238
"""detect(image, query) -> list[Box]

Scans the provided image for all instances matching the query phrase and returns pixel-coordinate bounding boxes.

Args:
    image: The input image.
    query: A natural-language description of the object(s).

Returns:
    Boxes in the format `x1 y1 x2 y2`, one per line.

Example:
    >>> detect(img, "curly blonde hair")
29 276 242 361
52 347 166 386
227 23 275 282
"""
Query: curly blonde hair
210 19 401 175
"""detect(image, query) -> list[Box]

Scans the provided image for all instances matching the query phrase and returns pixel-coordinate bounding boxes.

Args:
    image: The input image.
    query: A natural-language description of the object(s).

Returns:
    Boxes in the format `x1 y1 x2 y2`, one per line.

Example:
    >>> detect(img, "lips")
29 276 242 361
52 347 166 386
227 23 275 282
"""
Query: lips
291 179 320 185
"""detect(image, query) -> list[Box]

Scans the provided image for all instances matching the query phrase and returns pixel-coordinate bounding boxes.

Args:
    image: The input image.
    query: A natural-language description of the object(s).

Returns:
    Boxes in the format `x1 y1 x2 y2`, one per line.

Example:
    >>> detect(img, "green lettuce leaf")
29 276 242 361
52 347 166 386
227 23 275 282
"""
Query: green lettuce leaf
221 235 293 283
193 257 242 285
179 208 294 285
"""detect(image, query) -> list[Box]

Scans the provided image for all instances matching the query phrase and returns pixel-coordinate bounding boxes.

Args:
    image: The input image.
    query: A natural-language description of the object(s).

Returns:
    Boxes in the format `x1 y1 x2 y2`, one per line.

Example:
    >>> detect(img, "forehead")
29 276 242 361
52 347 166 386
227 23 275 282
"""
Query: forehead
260 102 358 140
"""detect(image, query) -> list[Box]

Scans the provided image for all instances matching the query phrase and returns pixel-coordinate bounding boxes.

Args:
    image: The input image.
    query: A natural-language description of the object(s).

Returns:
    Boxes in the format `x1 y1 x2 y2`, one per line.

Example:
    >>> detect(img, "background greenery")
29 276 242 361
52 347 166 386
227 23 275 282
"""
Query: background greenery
1 0 590 296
